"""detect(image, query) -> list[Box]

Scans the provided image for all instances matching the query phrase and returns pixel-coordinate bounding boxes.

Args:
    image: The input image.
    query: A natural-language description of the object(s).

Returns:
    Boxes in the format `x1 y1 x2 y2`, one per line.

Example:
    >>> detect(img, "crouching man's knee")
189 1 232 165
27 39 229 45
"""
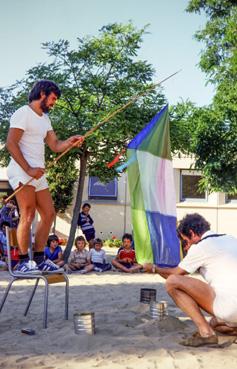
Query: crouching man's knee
165 274 182 294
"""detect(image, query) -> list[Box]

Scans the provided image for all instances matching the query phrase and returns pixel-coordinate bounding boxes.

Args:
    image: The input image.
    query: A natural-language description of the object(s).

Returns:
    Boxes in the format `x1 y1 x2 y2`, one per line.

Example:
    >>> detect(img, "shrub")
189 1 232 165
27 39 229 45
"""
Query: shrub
103 237 122 248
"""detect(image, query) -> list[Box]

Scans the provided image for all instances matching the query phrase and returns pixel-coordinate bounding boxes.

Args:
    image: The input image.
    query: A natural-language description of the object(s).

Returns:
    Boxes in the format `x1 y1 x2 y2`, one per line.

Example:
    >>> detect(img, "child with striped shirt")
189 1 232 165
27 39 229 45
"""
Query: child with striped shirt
77 203 95 249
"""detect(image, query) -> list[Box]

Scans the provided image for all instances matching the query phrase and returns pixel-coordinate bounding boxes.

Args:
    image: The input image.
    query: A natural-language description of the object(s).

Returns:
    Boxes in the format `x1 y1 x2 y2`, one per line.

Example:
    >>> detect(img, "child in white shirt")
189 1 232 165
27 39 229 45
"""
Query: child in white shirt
89 238 112 272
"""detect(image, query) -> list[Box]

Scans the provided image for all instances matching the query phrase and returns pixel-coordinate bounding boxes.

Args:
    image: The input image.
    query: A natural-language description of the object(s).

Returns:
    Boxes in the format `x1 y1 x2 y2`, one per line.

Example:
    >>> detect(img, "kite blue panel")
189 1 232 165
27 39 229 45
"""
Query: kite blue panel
146 210 180 267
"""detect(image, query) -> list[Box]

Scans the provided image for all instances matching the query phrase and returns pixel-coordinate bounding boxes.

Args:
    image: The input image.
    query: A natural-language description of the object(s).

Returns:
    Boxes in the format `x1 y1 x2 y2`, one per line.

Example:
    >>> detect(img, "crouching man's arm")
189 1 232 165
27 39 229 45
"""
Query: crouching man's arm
143 263 188 279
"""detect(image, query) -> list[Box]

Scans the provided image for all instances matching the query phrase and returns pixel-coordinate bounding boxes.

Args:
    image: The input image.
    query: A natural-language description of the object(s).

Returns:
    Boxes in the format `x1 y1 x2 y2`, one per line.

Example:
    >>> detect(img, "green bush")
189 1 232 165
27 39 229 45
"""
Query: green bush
103 237 122 248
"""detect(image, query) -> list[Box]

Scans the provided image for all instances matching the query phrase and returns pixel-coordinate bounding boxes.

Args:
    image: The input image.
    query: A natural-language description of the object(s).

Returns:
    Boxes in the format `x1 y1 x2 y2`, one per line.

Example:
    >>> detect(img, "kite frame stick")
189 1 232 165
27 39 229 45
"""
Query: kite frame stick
5 70 181 202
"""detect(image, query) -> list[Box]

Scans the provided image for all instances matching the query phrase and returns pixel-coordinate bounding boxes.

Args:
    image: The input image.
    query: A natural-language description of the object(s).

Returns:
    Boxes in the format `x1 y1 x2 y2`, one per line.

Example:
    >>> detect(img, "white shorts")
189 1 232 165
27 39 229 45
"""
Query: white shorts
213 291 237 324
7 162 48 192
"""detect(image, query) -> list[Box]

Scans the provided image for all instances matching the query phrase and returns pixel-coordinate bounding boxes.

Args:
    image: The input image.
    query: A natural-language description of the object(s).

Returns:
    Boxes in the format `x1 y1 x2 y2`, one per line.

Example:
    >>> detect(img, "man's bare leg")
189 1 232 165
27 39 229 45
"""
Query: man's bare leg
166 274 216 337
35 188 55 252
15 185 36 255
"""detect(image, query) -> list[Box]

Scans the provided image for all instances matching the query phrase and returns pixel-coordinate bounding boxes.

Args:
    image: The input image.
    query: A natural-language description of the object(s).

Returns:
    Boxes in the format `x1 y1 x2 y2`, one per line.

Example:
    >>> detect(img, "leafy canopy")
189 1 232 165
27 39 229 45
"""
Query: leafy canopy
0 22 167 213
185 1 237 193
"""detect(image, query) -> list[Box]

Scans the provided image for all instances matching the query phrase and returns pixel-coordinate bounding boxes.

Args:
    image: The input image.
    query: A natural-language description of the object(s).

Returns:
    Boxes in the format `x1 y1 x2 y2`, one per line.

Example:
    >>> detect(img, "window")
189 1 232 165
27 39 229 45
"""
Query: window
88 177 118 200
180 170 207 201
225 193 237 203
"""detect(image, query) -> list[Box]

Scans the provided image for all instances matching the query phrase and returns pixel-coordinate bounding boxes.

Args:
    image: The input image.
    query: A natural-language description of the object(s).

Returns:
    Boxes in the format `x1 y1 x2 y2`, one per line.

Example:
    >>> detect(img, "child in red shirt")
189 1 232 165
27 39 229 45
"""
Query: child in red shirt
112 233 142 273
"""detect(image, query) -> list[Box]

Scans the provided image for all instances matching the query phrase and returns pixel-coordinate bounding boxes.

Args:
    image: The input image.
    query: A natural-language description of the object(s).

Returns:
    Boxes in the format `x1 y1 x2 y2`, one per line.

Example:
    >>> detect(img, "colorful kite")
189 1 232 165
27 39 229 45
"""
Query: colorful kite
127 105 180 266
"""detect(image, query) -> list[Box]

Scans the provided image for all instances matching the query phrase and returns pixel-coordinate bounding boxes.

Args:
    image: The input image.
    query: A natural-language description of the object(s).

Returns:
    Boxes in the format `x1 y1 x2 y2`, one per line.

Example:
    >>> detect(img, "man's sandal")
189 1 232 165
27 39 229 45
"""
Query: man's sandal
180 332 218 347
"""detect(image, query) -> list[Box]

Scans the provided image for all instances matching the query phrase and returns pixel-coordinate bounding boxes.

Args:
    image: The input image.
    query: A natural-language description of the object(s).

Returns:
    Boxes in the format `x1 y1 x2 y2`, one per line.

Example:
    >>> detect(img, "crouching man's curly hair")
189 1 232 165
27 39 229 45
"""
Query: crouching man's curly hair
177 213 210 239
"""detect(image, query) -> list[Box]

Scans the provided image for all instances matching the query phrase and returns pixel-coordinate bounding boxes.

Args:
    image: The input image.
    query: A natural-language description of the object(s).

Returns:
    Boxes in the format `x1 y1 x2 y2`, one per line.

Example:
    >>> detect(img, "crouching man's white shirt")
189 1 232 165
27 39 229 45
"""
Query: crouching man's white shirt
179 231 237 323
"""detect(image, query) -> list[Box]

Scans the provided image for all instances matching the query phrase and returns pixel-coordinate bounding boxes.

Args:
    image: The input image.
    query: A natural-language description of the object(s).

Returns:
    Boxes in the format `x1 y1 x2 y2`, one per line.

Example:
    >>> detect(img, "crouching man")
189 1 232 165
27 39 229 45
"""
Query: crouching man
144 213 237 347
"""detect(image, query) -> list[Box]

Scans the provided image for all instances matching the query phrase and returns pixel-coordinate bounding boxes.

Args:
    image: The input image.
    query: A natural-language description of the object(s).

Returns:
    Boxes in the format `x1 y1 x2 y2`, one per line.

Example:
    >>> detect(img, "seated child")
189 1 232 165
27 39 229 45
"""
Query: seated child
66 236 94 274
0 221 17 270
44 234 64 267
0 224 7 269
89 238 112 272
112 233 142 273
0 221 10 259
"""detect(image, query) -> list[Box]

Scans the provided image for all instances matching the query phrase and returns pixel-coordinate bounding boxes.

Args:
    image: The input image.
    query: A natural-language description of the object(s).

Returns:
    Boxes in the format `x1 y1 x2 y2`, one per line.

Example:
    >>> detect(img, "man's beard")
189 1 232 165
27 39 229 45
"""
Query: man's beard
40 97 50 113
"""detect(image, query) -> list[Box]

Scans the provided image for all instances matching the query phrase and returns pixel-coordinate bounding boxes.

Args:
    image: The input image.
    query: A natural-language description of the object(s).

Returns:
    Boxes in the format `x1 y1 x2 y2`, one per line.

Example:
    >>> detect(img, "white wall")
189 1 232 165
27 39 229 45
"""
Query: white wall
55 172 132 239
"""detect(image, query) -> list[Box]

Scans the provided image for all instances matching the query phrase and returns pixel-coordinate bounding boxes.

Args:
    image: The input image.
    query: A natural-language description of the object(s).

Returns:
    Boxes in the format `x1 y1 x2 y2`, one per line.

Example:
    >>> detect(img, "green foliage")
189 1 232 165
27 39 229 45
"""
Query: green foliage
185 1 237 193
46 154 78 213
187 0 237 82
103 237 122 248
0 22 167 215
169 100 197 155
187 107 237 193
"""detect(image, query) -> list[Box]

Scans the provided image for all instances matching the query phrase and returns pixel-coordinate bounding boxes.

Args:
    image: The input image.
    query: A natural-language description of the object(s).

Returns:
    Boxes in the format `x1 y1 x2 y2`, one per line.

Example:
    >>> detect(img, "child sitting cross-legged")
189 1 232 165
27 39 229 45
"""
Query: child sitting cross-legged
65 236 94 274
89 238 112 272
44 234 64 268
112 233 142 273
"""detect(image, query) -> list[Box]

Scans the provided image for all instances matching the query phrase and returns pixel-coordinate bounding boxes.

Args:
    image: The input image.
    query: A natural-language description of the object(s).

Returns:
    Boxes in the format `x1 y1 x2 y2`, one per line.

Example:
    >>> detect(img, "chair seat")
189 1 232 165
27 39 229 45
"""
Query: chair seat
44 273 67 284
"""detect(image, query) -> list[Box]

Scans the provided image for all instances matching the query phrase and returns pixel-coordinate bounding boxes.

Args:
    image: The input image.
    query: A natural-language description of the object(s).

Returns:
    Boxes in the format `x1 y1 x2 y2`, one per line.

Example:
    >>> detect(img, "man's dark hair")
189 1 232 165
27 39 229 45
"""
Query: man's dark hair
122 233 133 242
177 213 210 239
82 203 91 209
75 235 86 246
28 80 61 102
47 234 59 247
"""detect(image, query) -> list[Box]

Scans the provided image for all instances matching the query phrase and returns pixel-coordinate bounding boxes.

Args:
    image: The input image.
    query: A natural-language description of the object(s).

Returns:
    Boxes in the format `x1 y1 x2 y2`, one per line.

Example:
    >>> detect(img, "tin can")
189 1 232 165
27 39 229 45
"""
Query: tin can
73 312 95 335
149 301 165 320
140 288 157 304
159 300 168 316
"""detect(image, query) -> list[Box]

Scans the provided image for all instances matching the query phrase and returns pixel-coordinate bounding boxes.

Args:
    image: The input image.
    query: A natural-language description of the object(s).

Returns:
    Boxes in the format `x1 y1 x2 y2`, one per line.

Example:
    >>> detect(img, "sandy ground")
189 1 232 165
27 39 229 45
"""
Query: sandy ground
0 247 237 369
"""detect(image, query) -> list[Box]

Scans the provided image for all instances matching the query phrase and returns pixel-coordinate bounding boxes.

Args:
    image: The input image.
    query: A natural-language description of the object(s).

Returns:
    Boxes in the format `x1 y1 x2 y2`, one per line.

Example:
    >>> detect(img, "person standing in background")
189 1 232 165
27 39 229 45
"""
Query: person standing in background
78 203 95 249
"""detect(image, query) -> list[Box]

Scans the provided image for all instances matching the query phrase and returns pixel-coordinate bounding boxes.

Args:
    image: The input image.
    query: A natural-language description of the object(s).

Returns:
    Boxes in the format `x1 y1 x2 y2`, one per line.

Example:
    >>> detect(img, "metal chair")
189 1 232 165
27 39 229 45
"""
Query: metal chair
0 227 69 328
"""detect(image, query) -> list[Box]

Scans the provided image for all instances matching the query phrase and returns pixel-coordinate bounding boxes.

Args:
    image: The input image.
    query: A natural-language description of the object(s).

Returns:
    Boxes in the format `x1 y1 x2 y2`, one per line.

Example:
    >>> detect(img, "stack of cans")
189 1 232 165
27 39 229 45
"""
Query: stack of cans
140 288 157 304
149 301 168 320
73 312 95 335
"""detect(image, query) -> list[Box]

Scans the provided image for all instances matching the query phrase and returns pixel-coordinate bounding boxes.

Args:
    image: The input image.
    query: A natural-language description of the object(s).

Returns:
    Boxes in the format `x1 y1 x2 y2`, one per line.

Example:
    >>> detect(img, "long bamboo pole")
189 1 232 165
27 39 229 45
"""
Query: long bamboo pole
5 70 181 202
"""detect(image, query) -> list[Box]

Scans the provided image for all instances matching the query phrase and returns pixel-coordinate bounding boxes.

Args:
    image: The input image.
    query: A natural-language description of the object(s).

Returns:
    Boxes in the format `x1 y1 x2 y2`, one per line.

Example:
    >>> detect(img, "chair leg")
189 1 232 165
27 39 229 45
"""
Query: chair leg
24 278 40 316
65 275 69 320
43 279 49 329
0 279 16 313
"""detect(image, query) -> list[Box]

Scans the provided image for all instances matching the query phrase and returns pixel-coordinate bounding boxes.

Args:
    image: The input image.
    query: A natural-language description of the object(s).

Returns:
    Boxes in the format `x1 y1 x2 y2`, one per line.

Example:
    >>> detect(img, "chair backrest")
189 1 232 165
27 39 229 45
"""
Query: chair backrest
6 227 19 276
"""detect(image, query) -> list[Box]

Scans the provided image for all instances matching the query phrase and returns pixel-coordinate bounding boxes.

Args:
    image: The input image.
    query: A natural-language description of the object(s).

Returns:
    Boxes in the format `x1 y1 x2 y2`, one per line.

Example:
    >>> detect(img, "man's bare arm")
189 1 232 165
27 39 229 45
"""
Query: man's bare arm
143 263 188 279
45 130 84 153
155 265 187 279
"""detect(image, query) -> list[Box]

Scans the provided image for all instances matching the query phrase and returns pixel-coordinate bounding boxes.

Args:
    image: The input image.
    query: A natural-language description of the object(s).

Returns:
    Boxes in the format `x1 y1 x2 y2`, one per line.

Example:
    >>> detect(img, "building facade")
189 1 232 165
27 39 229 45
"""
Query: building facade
1 155 237 239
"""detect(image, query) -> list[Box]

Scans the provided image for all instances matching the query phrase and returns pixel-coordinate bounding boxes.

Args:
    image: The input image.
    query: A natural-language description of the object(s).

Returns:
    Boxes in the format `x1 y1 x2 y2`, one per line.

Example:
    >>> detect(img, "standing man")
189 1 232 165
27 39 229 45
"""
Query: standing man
144 213 237 347
6 80 83 273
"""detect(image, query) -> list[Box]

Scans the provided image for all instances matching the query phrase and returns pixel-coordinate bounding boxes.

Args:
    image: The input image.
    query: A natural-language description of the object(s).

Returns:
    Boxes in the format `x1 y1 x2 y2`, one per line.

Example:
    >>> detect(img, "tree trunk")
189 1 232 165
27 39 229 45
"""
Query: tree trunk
63 152 88 262
52 216 56 234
